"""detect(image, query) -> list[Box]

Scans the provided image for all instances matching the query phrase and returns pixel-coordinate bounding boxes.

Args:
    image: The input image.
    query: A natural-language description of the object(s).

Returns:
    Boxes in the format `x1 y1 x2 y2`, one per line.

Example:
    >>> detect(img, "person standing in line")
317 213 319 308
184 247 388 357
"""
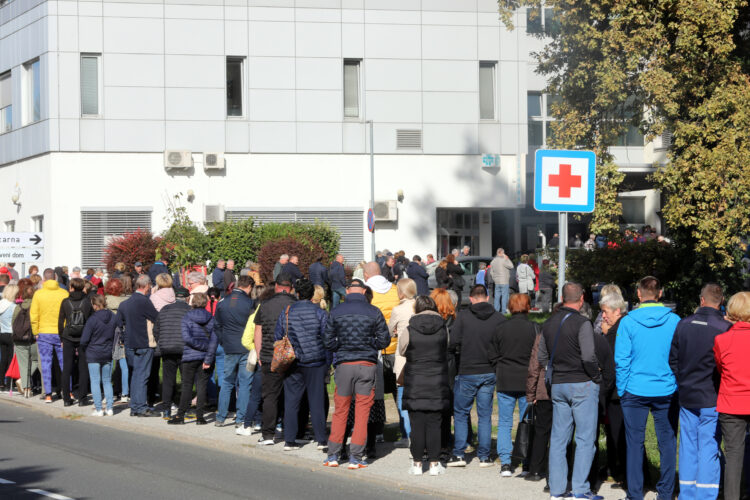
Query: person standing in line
407 256 429 297
323 278 390 469
7 263 19 282
390 279 417 448
0 274 9 295
714 292 750 500
253 273 297 444
489 293 538 477
537 260 555 313
211 259 226 297
615 276 680 500
13 279 39 397
168 293 217 426
669 283 730 500
447 285 506 468
537 282 603 500
403 296 450 477
273 279 329 450
329 254 347 309
153 286 190 418
104 278 130 402
0 284 18 391
211 275 255 427
223 260 237 294
490 248 514 314
525 317 552 486
147 273 175 408
30 268 69 402
283 256 303 284
116 275 159 417
273 254 289 282
308 257 328 289
58 278 93 406
80 294 116 416
381 255 396 283
516 255 535 296
445 254 465 306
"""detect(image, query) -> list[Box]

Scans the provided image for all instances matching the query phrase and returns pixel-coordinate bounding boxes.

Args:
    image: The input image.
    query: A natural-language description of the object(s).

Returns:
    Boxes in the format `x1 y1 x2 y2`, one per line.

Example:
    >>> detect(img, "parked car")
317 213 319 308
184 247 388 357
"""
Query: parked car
426 256 493 306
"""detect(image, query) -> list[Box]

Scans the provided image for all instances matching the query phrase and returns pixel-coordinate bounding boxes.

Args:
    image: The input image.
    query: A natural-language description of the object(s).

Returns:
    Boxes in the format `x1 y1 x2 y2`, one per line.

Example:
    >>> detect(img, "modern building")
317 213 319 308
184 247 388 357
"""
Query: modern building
0 0 663 270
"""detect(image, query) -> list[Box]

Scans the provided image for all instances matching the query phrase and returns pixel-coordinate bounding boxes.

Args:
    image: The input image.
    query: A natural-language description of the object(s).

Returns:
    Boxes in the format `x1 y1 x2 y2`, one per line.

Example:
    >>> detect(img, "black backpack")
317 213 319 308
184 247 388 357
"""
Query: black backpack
66 300 86 339
12 306 33 343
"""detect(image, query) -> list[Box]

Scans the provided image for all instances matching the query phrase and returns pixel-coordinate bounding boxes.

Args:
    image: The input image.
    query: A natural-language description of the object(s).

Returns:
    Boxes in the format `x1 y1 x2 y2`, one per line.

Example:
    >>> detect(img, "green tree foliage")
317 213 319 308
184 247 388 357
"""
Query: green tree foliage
159 194 210 271
500 0 750 266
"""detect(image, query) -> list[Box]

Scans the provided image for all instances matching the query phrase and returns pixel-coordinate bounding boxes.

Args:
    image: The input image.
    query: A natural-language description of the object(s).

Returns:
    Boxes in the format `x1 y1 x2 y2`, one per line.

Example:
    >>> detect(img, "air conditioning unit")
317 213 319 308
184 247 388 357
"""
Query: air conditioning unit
373 200 398 222
164 150 193 170
204 204 225 223
203 152 225 171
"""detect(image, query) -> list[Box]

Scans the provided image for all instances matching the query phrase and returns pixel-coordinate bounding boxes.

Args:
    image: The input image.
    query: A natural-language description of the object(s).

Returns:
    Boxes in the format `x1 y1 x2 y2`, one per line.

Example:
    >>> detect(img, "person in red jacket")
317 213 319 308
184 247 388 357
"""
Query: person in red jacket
714 291 750 500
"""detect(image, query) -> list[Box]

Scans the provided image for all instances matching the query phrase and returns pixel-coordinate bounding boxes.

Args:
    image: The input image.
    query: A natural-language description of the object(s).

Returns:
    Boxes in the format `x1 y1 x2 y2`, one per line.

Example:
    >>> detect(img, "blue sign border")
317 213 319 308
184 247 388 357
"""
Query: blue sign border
367 208 375 232
533 149 596 213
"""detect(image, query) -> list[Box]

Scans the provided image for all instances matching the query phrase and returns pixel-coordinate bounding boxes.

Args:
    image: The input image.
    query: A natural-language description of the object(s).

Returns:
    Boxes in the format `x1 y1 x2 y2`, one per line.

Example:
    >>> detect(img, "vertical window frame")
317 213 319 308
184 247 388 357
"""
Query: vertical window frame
0 70 11 134
343 59 361 120
80 53 102 117
479 61 497 121
22 58 40 126
226 56 245 119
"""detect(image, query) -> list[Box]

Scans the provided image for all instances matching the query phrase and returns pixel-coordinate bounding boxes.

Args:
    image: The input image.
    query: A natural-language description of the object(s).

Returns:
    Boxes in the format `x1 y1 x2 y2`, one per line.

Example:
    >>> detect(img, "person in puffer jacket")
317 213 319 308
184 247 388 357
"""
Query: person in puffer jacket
80 295 116 416
168 293 218 426
273 279 329 450
153 287 190 417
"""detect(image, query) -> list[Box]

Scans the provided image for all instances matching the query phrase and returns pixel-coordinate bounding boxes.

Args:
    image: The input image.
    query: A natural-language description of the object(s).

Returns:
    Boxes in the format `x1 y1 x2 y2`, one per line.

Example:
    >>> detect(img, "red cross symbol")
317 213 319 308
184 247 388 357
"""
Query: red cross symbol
548 163 581 198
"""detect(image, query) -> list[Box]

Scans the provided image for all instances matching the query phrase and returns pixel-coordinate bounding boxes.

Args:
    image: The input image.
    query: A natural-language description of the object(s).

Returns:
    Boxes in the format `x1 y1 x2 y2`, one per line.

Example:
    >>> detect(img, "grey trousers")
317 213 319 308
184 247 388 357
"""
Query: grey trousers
14 342 39 389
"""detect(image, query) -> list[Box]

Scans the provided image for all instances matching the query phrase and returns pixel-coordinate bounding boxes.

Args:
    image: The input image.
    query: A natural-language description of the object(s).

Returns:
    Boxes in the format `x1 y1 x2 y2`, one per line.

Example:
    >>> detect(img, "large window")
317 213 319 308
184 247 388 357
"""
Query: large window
80 54 101 116
23 59 40 125
528 92 556 148
0 71 10 133
343 60 360 119
526 5 560 36
479 62 496 120
620 197 646 225
226 57 244 117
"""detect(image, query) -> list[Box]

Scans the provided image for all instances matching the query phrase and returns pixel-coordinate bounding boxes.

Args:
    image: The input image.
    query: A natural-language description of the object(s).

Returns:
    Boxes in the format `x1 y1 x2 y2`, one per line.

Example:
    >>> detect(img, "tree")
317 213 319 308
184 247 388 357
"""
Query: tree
159 194 210 271
499 0 750 266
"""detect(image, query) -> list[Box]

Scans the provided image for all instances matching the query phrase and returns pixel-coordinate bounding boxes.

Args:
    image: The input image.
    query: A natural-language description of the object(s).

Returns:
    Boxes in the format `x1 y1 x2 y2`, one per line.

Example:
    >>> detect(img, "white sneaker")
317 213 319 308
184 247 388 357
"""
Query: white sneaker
258 438 275 446
121 396 129 403
429 463 446 476
105 409 114 417
252 423 261 432
236 426 253 436
394 438 410 448
409 463 423 475
91 410 104 417
283 443 301 451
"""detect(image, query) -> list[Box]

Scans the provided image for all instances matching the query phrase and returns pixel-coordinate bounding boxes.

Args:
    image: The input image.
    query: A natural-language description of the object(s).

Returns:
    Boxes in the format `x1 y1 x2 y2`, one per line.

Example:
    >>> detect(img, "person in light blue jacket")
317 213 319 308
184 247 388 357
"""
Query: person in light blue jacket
0 284 18 391
615 276 680 500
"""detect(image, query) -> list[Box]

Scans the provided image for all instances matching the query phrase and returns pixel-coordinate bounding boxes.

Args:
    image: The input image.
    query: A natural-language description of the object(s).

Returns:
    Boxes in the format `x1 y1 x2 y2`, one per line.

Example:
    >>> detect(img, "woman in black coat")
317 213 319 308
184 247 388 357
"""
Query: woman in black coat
402 296 450 476
445 254 465 305
434 260 451 290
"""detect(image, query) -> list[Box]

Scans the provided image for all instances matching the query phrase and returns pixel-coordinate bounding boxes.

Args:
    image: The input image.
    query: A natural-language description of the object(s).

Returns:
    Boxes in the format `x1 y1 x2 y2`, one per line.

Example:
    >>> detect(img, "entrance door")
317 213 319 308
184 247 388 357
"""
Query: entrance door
437 209 479 258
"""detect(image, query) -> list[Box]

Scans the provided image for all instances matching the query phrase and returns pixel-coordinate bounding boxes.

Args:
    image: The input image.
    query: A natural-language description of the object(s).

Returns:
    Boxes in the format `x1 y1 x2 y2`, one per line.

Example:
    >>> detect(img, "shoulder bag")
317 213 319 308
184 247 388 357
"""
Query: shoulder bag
271 305 296 373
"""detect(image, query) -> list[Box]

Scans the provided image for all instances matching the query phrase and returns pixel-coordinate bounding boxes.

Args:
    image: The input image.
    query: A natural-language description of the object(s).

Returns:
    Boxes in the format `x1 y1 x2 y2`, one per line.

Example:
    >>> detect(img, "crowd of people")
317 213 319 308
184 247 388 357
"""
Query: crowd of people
1 250 750 500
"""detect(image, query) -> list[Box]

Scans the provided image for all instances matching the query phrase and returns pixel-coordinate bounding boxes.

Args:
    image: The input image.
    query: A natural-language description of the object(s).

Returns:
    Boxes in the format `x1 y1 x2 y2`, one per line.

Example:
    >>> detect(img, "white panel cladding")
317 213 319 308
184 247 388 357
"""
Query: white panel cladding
249 89 296 121
79 16 103 53
104 120 165 152
103 17 163 54
103 54 165 88
166 88 225 121
165 55 224 88
249 121 296 153
296 90 342 122
297 121 343 153
249 22 295 56
364 91 421 123
165 19 224 55
422 25 477 60
422 60 477 92
166 121 225 151
365 24 421 59
296 58 341 90
423 92 478 123
105 87 164 121
249 57 295 89
295 22 342 57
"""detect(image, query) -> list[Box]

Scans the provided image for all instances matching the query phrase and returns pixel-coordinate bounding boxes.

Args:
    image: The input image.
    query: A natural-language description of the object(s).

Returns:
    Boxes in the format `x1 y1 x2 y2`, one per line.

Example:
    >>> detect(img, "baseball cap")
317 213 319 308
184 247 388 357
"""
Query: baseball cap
175 286 190 298
0 267 8 275
346 278 367 289
276 272 293 287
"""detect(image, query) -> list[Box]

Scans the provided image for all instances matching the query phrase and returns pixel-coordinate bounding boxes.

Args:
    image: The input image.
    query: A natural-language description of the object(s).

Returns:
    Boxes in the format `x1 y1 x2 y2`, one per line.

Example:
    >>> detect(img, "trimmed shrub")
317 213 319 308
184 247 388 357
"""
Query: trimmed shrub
103 229 161 274
257 236 327 284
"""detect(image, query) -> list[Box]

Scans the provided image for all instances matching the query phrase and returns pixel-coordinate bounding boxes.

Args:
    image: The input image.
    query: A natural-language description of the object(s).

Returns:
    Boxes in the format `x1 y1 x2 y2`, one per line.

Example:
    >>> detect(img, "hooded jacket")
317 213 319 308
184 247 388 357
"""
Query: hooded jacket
150 286 176 312
403 310 450 412
449 301 506 375
80 309 116 364
406 262 429 296
0 298 16 333
30 279 70 335
273 300 329 367
366 275 400 355
58 291 93 342
615 302 680 397
181 308 218 364
153 300 190 356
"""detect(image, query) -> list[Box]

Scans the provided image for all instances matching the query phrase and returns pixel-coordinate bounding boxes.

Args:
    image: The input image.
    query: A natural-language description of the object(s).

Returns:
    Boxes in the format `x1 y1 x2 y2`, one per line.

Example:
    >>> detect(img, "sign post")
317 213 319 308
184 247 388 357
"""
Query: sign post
533 150 596 302
0 232 45 264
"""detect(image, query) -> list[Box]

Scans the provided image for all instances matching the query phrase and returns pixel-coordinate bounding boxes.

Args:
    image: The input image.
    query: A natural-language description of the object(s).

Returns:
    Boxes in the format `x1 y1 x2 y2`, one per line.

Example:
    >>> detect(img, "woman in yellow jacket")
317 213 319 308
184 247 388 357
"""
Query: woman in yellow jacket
240 285 269 431
30 275 69 402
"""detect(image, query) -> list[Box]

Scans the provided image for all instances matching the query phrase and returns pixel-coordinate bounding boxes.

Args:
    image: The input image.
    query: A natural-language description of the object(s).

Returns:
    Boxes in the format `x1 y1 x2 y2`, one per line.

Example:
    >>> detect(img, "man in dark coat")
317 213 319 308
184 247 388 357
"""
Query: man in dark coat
308 257 328 288
212 259 226 297
58 277 93 406
329 254 347 309
149 259 169 285
282 256 304 284
407 256 430 296
223 260 236 293
153 286 191 417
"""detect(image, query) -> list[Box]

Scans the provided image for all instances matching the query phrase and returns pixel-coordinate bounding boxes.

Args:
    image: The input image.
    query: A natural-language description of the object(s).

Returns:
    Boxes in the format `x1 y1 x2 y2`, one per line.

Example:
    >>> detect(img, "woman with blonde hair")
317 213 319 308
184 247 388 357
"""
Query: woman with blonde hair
151 273 175 312
0 284 18 391
391 278 417 447
312 285 327 310
353 261 366 281
516 254 535 295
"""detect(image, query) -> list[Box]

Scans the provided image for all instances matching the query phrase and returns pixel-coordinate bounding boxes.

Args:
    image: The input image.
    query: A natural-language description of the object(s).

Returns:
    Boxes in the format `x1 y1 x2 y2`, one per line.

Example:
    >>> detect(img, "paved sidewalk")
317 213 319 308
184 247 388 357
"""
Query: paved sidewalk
0 392 648 500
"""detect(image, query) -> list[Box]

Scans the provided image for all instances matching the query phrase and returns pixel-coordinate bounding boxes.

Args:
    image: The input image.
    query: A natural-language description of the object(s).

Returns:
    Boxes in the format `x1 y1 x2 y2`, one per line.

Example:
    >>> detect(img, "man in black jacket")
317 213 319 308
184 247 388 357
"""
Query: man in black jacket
58 278 93 407
308 257 328 288
251 272 297 443
282 256 303 284
329 254 347 308
406 256 429 296
668 283 730 500
447 284 506 468
537 282 602 500
323 278 390 468
153 286 191 417
381 255 395 283
211 275 254 427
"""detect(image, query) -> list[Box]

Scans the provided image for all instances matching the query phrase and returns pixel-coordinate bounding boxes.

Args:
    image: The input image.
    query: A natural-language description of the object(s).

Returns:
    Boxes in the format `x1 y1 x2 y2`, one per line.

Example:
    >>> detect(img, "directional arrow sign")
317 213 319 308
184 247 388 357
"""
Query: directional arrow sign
0 247 44 263
0 232 44 248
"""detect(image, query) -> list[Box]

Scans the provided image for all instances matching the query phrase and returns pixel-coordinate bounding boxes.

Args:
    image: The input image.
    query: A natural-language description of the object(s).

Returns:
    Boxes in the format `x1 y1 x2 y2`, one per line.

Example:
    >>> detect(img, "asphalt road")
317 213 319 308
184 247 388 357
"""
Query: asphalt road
0 402 431 500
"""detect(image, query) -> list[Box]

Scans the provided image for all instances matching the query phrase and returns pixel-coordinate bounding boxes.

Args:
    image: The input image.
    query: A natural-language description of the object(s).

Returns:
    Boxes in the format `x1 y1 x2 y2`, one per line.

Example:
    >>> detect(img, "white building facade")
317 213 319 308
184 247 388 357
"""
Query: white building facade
0 0 662 269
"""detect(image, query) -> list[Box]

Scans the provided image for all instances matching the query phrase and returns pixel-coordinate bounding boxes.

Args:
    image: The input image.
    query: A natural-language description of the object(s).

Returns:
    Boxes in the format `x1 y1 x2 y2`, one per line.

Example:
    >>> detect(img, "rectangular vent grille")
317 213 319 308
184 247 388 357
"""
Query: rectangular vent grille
81 210 152 268
396 129 422 150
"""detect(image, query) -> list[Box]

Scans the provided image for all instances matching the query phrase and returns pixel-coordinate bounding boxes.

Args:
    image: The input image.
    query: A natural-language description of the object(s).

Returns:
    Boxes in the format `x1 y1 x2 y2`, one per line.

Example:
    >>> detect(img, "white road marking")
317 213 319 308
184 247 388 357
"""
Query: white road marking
26 489 75 499
0 477 16 484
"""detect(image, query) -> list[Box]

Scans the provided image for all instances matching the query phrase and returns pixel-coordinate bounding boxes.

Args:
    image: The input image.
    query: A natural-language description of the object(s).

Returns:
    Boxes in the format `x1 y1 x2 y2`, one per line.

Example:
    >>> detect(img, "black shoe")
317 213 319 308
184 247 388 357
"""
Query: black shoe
78 399 89 407
446 455 466 467
524 473 545 482
195 417 208 425
543 481 550 493
167 415 185 425
137 409 160 418
63 400 75 407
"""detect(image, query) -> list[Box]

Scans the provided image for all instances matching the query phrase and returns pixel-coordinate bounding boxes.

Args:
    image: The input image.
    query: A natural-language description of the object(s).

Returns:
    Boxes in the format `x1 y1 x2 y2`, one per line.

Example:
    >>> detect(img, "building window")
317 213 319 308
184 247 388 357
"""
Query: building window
80 54 101 116
526 5 560 36
0 71 10 134
32 215 43 233
23 59 40 125
343 60 360 119
527 92 561 148
226 57 244 117
81 210 152 268
4 220 14 232
620 197 646 225
479 62 496 120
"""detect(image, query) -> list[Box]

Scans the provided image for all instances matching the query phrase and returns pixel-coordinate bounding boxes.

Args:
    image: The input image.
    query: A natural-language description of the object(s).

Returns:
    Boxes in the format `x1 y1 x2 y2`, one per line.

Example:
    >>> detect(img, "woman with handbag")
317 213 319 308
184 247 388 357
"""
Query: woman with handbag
526 316 552 487
403 296 451 476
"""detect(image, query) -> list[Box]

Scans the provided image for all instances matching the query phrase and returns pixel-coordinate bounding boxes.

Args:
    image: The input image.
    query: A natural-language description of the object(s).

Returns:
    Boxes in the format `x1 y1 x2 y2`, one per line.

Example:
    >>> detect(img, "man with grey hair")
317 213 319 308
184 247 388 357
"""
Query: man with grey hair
224 259 236 293
273 254 289 281
490 248 514 313
538 282 602 500
461 245 471 257
70 266 82 280
211 259 226 296
116 274 159 417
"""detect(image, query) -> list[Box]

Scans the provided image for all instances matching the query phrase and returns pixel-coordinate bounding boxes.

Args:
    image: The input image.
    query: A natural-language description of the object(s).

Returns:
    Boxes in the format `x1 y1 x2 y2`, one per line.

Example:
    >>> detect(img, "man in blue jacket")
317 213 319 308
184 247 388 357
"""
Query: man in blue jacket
669 283 731 500
211 275 255 427
328 254 347 308
406 256 429 296
211 259 226 297
323 278 390 469
615 276 681 500
308 257 328 289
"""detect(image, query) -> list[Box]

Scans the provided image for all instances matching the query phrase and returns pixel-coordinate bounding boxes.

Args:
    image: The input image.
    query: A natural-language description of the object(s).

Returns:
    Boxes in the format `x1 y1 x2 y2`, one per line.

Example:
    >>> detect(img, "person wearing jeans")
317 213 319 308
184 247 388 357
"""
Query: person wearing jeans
447 285 506 467
537 283 603 499
494 284 510 314
489 248 513 313
30 272 70 401
80 295 116 416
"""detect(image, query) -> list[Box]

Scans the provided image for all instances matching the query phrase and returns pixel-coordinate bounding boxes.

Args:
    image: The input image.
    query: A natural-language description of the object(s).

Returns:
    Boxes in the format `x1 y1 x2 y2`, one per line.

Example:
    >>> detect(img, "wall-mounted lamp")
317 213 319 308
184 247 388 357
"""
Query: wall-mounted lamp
186 189 195 202
11 184 21 205
397 189 404 202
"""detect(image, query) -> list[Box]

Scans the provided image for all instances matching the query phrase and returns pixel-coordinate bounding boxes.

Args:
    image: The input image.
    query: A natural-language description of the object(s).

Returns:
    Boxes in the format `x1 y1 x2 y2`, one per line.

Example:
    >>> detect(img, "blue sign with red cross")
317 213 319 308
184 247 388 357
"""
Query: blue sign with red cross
533 149 596 213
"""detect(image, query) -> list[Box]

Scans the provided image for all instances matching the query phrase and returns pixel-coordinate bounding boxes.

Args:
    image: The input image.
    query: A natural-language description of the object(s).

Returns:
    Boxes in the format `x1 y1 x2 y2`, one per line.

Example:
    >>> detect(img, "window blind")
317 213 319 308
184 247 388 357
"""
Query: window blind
343 61 360 118
81 56 99 115
479 62 495 120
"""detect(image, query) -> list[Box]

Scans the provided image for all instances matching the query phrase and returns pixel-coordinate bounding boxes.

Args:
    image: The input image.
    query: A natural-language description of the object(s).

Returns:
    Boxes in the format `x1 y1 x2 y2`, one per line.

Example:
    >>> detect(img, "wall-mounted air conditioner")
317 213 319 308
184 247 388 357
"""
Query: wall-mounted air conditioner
164 150 193 170
373 200 398 222
203 152 225 171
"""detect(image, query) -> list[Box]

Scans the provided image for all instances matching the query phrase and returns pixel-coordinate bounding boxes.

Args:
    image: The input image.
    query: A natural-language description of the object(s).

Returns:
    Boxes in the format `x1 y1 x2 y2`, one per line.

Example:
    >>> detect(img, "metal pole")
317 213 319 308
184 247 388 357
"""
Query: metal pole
368 120 376 261
558 211 567 302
